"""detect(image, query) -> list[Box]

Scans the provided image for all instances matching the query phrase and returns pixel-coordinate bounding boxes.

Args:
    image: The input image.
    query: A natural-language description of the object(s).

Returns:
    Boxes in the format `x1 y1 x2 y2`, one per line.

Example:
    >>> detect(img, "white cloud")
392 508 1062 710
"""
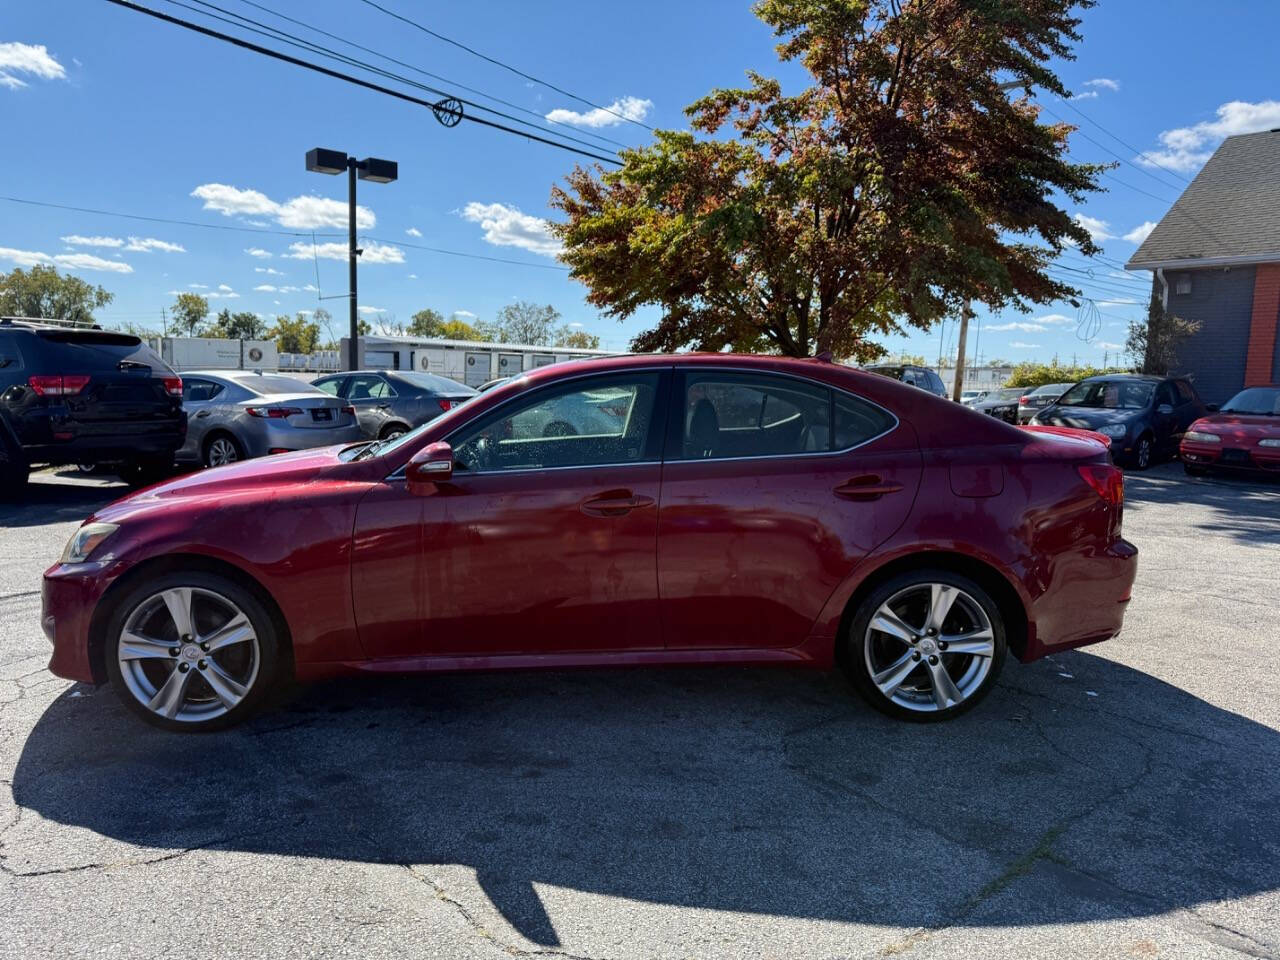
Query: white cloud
61 235 124 248
217 283 232 291
0 42 66 90
277 285 302 293
1139 100 1280 172
124 236 185 253
244 247 273 259
188 283 208 289
1122 220 1157 245
1073 213 1114 242
1097 341 1125 350
546 95 652 129
1083 78 1120 92
254 266 284 275
0 246 132 273
405 227 422 237
1096 298 1140 307
460 202 561 257
253 284 277 292
282 240 404 263
1008 341 1040 349
358 305 386 315
407 273 418 280
453 309 476 318
987 321 1047 332
1036 313 1075 326
1069 91 1099 101
303 283 318 292
192 183 375 230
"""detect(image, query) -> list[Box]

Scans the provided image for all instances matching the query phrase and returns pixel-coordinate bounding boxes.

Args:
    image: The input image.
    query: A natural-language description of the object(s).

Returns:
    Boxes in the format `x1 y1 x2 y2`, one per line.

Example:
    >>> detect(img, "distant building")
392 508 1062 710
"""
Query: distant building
938 364 1014 396
1127 128 1280 402
340 334 614 387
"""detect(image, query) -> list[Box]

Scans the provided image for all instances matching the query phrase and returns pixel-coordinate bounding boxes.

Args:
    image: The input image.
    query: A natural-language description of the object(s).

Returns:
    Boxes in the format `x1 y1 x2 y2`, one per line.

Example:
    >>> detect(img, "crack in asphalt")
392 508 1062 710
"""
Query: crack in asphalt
0 834 240 879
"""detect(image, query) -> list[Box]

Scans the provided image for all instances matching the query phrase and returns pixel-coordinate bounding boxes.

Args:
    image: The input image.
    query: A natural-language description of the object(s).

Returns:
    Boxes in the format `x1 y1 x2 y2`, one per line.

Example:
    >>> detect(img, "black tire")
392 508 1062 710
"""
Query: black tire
1183 463 1209 477
379 422 410 440
104 570 282 732
116 456 174 487
0 461 29 501
842 568 1008 723
1130 433 1154 471
203 432 244 469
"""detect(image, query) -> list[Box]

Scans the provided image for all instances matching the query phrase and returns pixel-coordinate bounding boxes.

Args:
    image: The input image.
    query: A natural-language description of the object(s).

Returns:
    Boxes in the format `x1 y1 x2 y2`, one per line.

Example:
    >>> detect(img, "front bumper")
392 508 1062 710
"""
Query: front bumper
1181 440 1280 472
42 560 121 684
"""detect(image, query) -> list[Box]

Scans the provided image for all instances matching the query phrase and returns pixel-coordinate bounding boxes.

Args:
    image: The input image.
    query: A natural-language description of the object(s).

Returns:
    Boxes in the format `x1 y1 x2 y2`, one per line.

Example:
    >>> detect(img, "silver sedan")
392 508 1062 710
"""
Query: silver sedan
176 371 363 468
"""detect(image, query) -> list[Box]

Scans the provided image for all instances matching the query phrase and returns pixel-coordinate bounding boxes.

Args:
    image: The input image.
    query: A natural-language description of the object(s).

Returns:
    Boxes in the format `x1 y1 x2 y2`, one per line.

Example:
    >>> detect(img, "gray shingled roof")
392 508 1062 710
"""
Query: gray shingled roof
1126 128 1280 269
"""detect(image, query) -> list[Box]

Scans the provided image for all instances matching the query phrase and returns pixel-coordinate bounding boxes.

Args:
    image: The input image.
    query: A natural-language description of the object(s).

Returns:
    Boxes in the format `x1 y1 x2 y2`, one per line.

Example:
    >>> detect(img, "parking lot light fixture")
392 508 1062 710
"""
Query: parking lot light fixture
305 148 399 372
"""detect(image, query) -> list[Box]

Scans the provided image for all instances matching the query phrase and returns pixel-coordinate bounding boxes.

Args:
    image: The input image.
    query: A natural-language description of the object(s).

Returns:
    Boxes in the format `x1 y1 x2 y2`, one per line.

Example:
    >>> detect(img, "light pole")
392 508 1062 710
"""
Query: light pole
305 148 398 372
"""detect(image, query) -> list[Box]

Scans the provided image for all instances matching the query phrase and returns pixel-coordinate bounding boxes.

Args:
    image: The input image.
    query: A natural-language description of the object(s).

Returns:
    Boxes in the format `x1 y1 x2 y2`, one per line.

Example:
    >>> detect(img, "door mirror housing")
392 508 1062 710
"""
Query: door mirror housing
406 441 453 494
1157 403 1174 415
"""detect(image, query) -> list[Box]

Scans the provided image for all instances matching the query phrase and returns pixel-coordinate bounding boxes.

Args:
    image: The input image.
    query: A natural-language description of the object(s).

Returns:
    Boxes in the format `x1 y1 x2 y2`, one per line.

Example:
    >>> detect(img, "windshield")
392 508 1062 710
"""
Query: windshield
1057 380 1154 410
346 400 477 462
1220 386 1280 415
392 371 477 395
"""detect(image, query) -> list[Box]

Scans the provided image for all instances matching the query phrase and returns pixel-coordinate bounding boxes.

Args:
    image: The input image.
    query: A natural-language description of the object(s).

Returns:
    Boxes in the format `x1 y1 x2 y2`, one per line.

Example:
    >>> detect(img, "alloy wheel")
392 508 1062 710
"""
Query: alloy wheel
116 587 260 723
207 437 239 467
863 582 996 713
1136 437 1152 469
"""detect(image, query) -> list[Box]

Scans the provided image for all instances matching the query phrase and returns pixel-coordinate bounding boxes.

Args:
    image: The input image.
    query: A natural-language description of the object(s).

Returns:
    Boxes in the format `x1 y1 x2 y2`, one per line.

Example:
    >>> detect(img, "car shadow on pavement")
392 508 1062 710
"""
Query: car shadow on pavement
0 472 125 529
1125 463 1280 547
11 654 1280 948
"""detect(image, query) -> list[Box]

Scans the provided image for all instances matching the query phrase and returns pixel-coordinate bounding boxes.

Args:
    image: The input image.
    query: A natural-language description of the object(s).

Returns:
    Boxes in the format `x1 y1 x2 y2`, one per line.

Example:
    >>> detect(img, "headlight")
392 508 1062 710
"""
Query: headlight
1097 423 1128 438
1184 430 1222 444
1259 438 1280 448
60 522 119 564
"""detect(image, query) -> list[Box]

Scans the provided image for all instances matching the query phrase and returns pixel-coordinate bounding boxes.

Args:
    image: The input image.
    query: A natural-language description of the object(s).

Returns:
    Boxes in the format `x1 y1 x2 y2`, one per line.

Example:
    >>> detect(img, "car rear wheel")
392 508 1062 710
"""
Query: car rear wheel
843 569 1007 722
116 456 173 487
0 461 28 501
204 433 243 468
104 571 280 732
1132 434 1154 470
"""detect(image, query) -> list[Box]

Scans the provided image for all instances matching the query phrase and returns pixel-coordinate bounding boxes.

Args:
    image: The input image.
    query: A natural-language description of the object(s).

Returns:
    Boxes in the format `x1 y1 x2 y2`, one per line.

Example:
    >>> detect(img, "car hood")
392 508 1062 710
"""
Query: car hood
1191 414 1280 442
90 445 359 524
1034 406 1139 429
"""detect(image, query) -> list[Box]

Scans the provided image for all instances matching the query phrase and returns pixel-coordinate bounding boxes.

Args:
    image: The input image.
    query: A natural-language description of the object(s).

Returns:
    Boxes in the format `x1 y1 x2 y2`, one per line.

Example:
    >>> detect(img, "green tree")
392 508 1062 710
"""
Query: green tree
1004 360 1127 389
268 313 321 354
1126 291 1200 375
493 301 560 345
0 264 113 325
207 309 267 340
440 315 489 341
170 292 209 336
552 0 1104 360
554 326 601 349
408 308 445 337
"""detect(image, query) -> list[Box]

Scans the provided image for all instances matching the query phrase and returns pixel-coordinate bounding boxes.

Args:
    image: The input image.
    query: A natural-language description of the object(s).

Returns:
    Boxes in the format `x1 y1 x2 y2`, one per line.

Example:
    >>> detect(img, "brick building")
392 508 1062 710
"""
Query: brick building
1127 128 1280 402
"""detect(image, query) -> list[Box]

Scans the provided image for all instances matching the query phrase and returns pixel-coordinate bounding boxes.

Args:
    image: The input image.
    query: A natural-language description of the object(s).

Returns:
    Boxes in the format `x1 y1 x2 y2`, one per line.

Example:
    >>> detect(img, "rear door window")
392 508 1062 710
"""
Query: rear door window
0 334 22 373
346 375 395 400
675 372 831 460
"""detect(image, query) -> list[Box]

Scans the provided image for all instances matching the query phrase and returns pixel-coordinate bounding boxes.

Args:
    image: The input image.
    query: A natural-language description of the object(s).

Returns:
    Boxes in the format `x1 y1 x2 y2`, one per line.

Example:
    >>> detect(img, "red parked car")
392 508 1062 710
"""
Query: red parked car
42 354 1137 731
1180 385 1280 475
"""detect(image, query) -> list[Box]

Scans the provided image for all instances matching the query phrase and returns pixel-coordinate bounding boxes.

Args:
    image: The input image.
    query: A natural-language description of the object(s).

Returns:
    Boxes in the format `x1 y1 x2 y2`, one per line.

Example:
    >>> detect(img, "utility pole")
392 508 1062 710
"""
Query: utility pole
347 157 359 374
951 305 972 401
161 306 168 337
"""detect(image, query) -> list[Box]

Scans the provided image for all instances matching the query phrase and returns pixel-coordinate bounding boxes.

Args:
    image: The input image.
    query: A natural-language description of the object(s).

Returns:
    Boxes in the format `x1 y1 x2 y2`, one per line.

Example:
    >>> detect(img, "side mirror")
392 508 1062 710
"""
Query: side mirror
406 441 453 495
1206 403 1220 412
1157 403 1174 415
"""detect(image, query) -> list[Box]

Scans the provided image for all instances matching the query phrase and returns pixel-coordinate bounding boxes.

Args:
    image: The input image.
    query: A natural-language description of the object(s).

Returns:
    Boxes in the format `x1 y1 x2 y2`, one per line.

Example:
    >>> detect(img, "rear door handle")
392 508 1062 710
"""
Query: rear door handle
834 475 903 501
580 492 655 517
195 410 210 418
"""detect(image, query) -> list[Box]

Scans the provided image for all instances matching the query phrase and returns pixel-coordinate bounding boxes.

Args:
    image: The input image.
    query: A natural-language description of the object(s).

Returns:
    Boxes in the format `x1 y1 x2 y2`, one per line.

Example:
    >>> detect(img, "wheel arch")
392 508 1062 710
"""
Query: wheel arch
378 421 411 439
202 428 243 460
88 553 294 684
833 550 1030 664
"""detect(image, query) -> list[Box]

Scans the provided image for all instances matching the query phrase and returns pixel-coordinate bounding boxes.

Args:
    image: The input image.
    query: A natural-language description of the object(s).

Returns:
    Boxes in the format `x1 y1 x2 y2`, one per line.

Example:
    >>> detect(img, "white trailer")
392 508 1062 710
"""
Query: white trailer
154 337 279 372
342 335 614 385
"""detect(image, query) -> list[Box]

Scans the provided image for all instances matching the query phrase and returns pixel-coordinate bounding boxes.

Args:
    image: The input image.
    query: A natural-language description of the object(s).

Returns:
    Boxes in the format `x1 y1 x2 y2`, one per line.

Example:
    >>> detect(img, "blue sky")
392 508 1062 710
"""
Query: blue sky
3 1 1279 362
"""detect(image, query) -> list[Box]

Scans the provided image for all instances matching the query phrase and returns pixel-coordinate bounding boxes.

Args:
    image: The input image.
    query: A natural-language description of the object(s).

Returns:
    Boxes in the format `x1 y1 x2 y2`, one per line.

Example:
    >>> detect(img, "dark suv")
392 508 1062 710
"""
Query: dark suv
0 319 186 497
863 364 948 397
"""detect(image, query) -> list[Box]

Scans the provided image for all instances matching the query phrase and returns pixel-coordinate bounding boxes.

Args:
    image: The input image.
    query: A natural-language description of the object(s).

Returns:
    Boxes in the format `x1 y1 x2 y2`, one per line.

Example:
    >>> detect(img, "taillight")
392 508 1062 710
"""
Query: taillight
1077 463 1124 506
341 405 355 416
162 376 183 397
28 374 90 396
437 398 453 411
1019 396 1030 405
245 406 303 419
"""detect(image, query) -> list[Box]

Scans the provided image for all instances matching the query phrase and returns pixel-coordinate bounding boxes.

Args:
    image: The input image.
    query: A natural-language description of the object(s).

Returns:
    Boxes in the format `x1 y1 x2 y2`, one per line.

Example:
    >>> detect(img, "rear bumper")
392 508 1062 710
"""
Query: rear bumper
241 422 364 459
42 561 121 684
1021 538 1138 661
24 432 186 464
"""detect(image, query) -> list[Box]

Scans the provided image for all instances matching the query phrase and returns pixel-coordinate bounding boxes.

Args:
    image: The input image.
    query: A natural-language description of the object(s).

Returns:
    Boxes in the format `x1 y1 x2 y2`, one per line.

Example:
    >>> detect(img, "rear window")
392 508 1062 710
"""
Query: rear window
38 331 141 347
32 331 169 372
392 371 478 395
234 374 322 396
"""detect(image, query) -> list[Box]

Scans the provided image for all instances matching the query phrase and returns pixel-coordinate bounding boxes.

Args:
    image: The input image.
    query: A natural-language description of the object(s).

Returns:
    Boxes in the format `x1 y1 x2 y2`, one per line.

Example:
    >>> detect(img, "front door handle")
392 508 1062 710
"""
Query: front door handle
195 410 210 418
834 475 903 501
580 491 655 517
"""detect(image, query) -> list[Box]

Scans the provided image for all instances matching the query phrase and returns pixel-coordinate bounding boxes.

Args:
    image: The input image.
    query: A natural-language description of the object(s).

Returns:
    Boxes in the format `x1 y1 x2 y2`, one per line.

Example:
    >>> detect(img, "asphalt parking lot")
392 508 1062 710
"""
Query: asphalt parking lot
1 464 1278 960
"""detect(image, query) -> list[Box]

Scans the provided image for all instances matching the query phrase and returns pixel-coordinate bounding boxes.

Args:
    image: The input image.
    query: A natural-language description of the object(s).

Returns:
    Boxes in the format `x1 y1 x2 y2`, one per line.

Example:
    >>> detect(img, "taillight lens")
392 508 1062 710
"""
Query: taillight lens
162 376 183 397
1019 396 1030 405
28 374 90 396
341 405 355 416
245 406 303 419
437 398 453 411
1077 463 1124 506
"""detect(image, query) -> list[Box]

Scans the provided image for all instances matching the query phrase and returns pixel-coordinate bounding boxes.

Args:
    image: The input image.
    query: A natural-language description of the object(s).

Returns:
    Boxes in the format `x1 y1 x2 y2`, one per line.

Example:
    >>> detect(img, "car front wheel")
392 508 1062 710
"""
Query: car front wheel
104 571 280 731
844 569 1007 722
1132 434 1154 470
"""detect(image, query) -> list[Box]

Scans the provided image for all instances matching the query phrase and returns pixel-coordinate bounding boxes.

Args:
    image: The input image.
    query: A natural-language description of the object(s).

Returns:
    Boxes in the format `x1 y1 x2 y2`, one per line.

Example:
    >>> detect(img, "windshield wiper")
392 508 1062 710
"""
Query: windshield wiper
352 439 385 461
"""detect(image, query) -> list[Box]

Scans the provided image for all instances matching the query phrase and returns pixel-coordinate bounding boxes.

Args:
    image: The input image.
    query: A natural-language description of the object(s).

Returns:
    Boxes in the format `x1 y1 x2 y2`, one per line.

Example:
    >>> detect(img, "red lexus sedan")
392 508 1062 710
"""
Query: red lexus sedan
42 354 1137 731
1180 385 1280 475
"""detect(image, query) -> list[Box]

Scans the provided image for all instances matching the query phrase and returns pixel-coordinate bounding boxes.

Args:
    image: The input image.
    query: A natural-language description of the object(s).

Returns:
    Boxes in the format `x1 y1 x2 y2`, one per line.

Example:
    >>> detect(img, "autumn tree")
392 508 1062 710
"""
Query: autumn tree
440 314 489 341
555 326 601 349
551 0 1105 359
170 292 209 336
0 265 113 325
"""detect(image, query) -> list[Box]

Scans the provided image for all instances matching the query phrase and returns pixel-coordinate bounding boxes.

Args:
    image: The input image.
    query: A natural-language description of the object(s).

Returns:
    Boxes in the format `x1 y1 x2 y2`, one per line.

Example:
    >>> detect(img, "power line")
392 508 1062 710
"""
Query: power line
1053 96 1193 186
0 195 343 237
226 0 633 151
1040 102 1187 194
102 0 622 166
356 0 654 132
161 0 626 159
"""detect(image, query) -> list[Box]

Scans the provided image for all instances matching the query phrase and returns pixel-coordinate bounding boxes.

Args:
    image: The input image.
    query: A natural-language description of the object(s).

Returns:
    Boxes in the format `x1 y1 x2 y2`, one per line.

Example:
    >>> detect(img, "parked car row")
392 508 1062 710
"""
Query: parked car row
1 319 480 498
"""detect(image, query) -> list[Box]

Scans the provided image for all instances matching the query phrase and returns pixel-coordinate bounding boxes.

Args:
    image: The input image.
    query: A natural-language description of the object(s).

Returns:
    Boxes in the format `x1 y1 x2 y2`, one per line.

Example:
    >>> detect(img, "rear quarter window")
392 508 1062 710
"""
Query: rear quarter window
834 394 896 449
0 334 22 373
